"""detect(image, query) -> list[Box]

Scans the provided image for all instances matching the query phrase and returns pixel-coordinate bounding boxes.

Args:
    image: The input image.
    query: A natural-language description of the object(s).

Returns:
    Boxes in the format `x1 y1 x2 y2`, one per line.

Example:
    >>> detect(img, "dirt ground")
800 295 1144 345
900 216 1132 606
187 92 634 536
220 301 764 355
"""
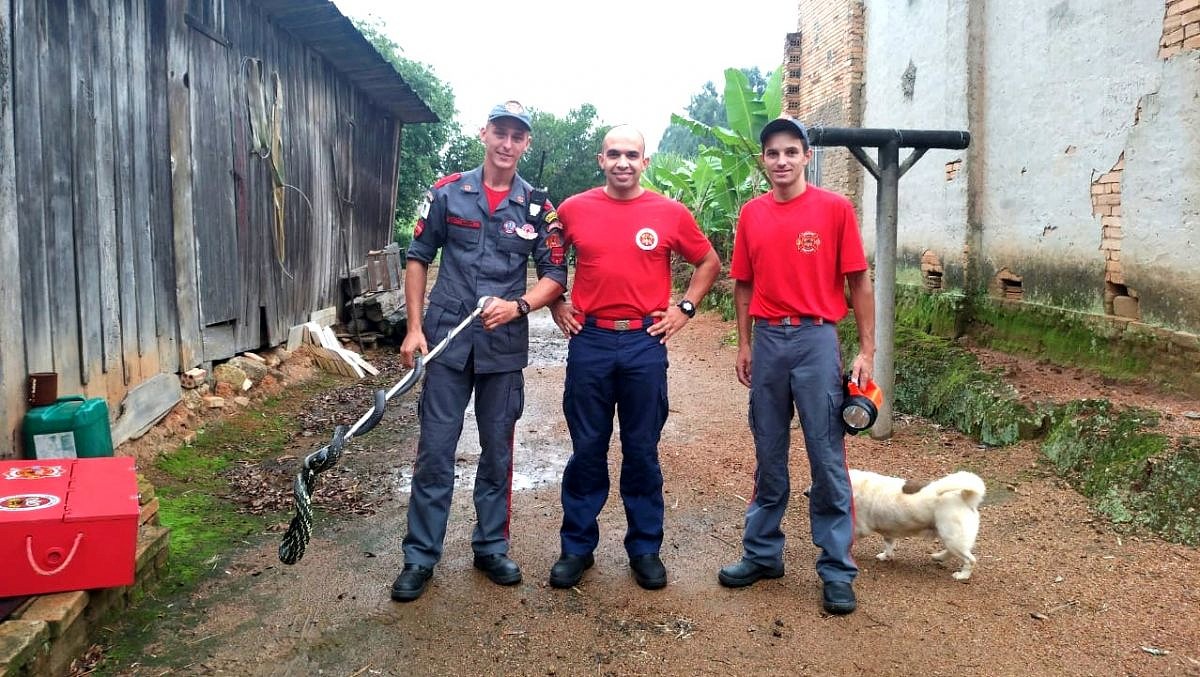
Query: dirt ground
109 308 1200 677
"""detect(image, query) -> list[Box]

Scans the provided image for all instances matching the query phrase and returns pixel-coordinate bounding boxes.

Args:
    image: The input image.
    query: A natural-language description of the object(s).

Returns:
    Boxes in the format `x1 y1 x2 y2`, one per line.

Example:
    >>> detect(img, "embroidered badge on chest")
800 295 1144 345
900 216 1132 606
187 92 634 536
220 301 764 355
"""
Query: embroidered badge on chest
503 220 518 235
516 223 538 240
635 227 659 251
796 231 822 253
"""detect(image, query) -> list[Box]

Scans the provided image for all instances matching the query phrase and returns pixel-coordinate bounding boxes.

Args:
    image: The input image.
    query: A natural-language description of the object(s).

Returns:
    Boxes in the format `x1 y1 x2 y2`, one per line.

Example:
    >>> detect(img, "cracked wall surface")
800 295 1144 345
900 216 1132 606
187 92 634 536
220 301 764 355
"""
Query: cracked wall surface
856 0 1200 331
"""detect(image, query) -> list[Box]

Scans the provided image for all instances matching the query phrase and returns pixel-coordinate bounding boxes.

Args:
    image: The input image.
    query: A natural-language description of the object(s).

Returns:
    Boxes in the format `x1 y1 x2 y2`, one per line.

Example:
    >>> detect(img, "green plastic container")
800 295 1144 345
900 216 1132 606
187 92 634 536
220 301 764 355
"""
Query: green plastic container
22 395 115 460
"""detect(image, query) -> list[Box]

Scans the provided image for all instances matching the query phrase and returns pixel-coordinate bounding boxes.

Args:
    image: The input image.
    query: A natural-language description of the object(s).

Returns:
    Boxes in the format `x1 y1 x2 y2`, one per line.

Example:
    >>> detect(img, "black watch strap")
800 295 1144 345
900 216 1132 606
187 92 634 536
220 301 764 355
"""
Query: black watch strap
677 299 696 318
515 297 531 316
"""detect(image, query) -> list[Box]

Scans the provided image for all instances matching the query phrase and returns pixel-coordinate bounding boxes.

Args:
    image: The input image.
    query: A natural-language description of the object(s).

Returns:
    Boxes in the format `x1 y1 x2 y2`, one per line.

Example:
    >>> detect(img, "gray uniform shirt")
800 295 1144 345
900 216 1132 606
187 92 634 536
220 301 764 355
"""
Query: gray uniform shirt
407 166 568 374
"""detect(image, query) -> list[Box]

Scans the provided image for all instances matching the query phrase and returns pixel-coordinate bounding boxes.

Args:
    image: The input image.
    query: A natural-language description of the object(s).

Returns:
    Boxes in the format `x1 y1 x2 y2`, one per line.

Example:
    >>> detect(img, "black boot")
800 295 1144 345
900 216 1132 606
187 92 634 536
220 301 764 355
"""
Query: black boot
391 564 433 602
629 553 667 590
548 553 594 588
473 553 522 585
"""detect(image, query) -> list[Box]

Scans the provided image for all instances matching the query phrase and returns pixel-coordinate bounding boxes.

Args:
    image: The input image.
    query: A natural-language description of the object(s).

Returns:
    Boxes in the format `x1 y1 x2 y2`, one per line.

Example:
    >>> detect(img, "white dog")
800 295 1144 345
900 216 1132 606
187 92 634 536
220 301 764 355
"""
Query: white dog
848 468 986 581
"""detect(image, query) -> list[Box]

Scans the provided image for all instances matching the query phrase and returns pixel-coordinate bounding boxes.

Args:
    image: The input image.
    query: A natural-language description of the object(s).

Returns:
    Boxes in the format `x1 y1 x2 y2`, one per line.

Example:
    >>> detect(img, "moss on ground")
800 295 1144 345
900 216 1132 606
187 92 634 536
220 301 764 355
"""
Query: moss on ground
95 377 334 672
838 316 1199 546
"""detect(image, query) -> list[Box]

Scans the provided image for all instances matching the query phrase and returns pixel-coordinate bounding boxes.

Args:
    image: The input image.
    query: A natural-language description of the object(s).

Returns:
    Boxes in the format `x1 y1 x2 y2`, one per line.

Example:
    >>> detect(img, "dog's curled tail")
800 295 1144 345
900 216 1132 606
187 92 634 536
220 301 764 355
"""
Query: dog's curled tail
931 471 986 509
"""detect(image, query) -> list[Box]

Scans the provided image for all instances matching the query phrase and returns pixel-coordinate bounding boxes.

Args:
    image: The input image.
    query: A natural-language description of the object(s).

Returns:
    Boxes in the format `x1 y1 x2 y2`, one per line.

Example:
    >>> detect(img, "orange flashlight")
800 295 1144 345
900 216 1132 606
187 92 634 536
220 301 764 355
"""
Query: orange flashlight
842 374 883 433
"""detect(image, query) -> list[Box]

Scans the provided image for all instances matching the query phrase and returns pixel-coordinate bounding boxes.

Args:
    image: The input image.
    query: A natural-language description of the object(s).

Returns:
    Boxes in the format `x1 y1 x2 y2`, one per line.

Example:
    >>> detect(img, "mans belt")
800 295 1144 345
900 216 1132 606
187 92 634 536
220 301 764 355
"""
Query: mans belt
761 316 823 326
578 315 650 331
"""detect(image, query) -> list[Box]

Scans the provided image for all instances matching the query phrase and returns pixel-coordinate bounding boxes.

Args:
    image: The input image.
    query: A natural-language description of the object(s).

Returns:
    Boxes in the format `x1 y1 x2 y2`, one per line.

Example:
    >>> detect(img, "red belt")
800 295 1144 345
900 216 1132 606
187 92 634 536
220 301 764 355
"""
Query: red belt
762 316 823 326
577 314 649 331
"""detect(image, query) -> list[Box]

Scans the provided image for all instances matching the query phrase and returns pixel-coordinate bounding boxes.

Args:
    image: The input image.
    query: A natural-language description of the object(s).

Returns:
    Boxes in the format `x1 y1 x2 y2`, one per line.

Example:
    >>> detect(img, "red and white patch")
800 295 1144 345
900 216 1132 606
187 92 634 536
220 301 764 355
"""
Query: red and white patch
4 465 64 480
796 231 822 253
414 219 425 238
635 227 659 251
517 224 538 240
0 494 60 512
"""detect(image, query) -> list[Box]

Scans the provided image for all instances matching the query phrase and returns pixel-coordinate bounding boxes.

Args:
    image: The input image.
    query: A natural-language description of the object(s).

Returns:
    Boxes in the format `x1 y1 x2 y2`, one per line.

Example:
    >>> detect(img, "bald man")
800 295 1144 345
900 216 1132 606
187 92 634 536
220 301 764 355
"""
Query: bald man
546 126 721 590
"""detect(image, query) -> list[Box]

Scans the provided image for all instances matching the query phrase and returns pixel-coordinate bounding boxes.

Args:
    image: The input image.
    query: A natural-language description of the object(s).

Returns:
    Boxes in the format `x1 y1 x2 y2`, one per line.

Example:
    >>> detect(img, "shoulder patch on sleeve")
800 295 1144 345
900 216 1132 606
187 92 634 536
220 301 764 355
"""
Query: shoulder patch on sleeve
433 173 463 189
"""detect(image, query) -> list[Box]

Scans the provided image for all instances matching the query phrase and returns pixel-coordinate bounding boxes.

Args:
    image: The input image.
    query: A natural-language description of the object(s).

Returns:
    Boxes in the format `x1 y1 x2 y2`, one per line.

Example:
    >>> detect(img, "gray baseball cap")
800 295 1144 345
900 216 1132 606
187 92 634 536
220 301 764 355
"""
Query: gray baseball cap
759 117 810 149
487 100 532 131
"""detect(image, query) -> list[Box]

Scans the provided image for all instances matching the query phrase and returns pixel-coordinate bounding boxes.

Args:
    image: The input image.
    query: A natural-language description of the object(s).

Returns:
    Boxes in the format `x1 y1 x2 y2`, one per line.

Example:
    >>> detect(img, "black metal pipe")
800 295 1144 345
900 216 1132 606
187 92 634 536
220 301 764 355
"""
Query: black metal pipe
809 127 970 150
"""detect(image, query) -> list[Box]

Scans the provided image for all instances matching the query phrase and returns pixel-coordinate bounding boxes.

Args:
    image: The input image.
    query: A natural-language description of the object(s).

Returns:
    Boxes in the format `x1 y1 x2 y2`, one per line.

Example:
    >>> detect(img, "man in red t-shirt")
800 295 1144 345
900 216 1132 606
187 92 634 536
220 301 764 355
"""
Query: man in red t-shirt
717 118 876 615
547 125 720 590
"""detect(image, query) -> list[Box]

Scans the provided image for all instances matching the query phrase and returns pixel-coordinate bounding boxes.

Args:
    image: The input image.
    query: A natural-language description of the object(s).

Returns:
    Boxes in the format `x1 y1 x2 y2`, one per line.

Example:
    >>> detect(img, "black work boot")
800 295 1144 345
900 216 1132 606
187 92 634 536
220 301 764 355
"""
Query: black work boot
717 559 785 588
473 553 522 585
391 564 433 602
548 553 595 588
629 553 667 590
822 580 857 614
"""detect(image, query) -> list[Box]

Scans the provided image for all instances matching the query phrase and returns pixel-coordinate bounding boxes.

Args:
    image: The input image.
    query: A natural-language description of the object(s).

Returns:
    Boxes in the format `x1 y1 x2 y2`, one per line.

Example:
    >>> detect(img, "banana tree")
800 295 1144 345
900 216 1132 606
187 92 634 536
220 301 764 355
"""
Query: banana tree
643 67 784 258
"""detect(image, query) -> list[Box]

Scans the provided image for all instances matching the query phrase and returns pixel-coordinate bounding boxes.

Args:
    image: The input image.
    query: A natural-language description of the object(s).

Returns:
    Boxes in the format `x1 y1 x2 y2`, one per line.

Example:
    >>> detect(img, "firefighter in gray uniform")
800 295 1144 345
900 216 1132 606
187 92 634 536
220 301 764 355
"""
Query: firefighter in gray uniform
391 101 568 602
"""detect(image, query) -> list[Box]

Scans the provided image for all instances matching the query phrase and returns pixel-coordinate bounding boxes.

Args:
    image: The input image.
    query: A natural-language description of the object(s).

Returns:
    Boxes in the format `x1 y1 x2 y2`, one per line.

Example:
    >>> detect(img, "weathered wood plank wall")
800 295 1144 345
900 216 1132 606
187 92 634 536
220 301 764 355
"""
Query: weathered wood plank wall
0 0 24 451
1 0 418 457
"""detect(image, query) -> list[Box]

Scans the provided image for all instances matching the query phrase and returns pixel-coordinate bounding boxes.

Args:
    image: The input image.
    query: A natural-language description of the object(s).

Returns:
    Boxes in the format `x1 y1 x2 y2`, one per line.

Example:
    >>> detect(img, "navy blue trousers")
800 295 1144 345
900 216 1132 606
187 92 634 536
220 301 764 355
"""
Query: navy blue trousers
559 324 668 557
741 320 857 583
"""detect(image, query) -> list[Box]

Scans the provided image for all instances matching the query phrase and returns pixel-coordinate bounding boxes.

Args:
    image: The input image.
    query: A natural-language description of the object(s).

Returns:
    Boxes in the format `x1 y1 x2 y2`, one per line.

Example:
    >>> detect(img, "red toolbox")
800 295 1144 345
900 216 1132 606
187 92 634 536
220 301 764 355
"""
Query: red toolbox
0 457 139 598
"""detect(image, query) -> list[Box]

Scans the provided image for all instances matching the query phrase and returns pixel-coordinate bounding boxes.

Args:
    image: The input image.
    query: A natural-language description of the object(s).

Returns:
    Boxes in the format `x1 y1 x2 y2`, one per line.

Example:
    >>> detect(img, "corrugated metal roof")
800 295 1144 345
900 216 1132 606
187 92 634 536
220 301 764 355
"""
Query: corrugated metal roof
253 0 439 124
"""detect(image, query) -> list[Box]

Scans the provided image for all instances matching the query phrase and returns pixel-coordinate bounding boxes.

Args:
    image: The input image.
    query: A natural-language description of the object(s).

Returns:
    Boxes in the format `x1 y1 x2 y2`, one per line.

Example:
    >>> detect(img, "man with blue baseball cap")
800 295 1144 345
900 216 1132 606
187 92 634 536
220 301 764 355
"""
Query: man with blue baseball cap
718 116 876 615
392 100 567 602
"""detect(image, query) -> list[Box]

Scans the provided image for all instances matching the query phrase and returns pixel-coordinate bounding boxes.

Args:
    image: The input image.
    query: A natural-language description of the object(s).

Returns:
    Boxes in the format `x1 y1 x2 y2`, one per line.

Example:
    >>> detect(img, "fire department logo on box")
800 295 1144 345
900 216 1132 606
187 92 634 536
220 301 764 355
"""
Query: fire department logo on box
4 465 65 480
0 494 60 511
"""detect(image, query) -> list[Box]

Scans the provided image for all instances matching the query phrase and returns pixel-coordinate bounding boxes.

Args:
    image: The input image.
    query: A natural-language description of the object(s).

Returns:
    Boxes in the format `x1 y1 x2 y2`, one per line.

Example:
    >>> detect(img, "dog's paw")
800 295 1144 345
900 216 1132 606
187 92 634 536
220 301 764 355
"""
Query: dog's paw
952 570 972 581
875 552 891 561
930 549 949 562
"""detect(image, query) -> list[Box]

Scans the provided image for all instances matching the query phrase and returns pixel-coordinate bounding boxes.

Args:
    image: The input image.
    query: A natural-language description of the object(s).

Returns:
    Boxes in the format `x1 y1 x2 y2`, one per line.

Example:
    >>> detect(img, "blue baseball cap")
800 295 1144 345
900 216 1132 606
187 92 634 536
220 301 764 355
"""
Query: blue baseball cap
760 117 810 149
487 100 532 131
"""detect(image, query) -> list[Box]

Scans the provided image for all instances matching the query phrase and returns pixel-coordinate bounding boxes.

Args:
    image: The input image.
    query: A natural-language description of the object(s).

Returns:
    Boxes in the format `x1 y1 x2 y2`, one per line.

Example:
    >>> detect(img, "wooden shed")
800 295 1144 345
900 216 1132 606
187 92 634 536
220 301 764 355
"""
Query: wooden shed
0 0 437 456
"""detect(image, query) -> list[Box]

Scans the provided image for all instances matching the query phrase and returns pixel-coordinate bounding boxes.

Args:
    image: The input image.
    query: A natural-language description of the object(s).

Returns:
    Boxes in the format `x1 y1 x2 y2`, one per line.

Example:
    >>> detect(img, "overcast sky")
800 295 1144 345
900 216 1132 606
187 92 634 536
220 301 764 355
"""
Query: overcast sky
331 0 798 153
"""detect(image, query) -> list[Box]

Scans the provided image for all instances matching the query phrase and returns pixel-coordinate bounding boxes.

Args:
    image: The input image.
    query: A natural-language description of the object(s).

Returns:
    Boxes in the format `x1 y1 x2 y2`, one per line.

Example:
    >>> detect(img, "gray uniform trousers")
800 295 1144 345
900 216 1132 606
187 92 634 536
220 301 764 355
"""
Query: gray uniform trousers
741 319 858 583
402 358 524 567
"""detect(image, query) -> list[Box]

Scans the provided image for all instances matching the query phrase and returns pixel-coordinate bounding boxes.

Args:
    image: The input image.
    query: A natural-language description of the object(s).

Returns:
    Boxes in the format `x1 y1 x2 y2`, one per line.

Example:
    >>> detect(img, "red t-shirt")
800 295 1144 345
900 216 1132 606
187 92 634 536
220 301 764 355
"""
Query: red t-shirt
559 188 713 319
729 185 868 323
483 184 507 213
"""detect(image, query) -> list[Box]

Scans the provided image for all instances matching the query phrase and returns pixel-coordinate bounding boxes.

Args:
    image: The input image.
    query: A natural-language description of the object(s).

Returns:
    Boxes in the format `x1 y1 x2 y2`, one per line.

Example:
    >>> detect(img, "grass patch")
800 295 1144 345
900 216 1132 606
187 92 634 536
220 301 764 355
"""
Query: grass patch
93 376 336 672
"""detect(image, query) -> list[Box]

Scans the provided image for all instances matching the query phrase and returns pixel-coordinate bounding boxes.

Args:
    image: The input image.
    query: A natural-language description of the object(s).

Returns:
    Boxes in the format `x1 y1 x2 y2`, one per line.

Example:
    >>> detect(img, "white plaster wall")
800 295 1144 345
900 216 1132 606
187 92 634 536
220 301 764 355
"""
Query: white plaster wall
861 0 1200 327
977 1 1163 271
860 0 970 264
1122 52 1200 319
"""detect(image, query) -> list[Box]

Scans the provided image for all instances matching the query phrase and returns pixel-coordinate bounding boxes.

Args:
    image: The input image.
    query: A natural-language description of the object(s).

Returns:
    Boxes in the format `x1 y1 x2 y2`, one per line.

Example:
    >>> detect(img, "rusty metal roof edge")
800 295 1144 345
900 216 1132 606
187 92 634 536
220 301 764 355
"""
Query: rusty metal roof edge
251 0 440 124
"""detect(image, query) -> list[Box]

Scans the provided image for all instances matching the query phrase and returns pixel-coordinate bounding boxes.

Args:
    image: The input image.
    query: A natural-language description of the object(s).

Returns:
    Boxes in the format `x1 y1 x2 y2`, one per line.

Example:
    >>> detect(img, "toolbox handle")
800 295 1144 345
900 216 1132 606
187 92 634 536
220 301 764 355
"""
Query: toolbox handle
54 395 86 404
26 533 83 576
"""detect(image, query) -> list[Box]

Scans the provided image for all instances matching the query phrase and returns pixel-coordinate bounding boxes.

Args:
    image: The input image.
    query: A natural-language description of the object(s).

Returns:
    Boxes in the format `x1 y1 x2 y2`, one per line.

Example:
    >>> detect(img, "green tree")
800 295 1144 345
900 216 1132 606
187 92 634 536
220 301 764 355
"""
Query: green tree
642 67 783 260
353 18 458 240
656 67 770 157
517 105 609 204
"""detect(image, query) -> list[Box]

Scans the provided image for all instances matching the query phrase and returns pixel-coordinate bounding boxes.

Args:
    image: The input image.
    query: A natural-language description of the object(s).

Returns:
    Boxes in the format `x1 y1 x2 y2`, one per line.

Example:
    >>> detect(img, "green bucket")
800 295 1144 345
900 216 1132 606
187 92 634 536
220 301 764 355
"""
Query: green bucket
22 395 115 459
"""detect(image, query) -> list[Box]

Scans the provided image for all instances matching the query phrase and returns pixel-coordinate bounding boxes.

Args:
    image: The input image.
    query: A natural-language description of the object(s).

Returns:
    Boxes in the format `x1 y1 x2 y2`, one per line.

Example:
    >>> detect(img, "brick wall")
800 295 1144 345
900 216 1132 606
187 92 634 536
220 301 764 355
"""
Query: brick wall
1160 0 1200 57
1092 154 1141 319
787 0 866 206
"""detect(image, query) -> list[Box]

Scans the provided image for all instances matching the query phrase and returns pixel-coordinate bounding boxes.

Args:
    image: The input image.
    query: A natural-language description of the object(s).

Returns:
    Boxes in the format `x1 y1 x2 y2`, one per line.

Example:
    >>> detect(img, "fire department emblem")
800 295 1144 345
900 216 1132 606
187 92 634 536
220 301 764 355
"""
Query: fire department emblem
635 227 659 251
0 494 60 512
4 465 64 480
503 220 518 235
516 224 538 240
796 231 821 253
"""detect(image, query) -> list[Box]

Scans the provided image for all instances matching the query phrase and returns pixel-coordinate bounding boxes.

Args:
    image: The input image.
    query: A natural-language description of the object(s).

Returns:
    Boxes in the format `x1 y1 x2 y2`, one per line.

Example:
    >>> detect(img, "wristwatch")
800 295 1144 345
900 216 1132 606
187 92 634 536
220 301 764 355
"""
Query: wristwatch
515 297 531 316
677 299 696 318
